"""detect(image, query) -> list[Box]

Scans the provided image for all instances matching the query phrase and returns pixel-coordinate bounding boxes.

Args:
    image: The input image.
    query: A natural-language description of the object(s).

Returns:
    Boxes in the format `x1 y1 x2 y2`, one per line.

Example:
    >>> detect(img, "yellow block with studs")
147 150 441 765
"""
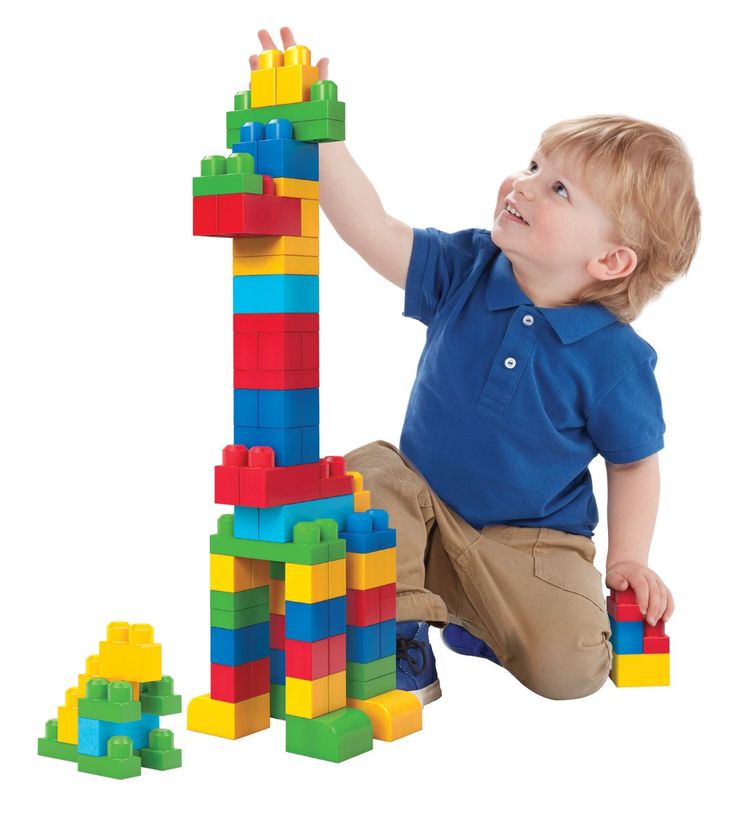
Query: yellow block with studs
610 653 670 687
347 548 396 590
347 690 422 741
328 671 346 712
285 675 329 719
328 558 346 599
276 45 319 105
251 49 283 108
57 687 80 744
348 471 371 513
270 577 285 614
300 199 319 237
285 562 329 604
188 692 270 739
233 236 319 257
274 178 319 200
76 654 100 696
98 622 162 684
210 554 269 593
232 254 319 276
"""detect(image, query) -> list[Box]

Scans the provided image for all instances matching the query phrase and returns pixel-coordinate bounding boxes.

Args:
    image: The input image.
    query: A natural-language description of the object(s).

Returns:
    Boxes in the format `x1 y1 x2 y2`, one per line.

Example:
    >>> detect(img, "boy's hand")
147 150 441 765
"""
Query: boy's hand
249 26 329 82
606 562 674 626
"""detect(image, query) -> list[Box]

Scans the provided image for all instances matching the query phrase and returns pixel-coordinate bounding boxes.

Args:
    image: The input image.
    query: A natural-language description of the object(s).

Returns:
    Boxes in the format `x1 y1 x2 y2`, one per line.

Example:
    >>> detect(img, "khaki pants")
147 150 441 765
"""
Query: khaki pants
344 440 613 701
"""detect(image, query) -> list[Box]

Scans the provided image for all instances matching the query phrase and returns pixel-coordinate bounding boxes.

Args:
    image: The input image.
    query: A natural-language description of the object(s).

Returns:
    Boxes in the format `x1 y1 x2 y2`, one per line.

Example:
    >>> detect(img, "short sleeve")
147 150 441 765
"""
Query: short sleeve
403 227 488 326
587 356 666 464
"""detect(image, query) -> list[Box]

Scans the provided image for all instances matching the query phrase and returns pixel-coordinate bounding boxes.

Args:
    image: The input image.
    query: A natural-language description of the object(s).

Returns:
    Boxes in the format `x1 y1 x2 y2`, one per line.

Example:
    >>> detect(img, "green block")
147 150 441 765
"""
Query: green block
210 602 270 629
285 708 373 763
140 676 182 716
78 679 141 723
270 683 286 720
192 173 263 197
328 538 346 561
140 729 182 771
346 655 395 682
228 118 345 149
210 585 269 611
77 736 141 780
269 561 285 580
347 671 396 700
226 96 345 129
38 719 78 762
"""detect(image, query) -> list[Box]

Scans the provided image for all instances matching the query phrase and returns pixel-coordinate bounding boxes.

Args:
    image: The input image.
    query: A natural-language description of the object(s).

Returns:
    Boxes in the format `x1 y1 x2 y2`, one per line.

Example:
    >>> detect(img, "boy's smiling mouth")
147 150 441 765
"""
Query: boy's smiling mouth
504 200 529 225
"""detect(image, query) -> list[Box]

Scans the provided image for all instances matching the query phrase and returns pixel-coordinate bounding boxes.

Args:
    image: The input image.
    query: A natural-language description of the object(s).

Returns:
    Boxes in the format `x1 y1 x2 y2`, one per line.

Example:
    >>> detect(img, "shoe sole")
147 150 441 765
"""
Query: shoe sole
406 678 442 707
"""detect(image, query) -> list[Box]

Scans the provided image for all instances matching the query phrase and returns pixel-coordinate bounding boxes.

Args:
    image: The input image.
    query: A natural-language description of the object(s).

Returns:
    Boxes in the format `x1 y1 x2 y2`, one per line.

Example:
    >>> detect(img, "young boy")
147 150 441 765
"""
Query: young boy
252 29 700 703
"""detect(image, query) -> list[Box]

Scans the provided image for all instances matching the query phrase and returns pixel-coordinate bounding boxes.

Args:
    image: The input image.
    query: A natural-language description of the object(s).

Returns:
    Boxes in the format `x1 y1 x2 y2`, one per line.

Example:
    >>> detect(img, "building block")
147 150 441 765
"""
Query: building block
234 495 354 543
219 191 302 238
77 713 160 757
285 562 329 604
210 553 269 592
140 676 182 716
328 670 347 712
270 612 285 648
250 48 283 107
643 634 670 654
329 633 347 674
270 647 286 684
285 636 330 680
58 686 80 744
98 622 162 684
77 736 141 780
276 45 319 105
300 198 320 237
379 583 397 621
193 153 263 197
210 602 270 629
347 622 381 664
210 585 270 611
347 672 396 700
232 311 320 333
210 622 269 667
270 579 286 613
232 274 318 314
346 655 395 682
140 729 182 771
234 118 319 181
233 235 319 257
273 177 320 199
343 509 397 553
233 253 318 276
284 708 373 762
78 678 141 723
346 690 422 742
211 658 270 703
285 675 329 718
608 615 644 655
347 586 381 626
610 653 670 687
348 471 371 512
285 600 330 642
328 595 347 636
346 548 397 591
236 388 320 428
187 692 270 739
38 719 79 762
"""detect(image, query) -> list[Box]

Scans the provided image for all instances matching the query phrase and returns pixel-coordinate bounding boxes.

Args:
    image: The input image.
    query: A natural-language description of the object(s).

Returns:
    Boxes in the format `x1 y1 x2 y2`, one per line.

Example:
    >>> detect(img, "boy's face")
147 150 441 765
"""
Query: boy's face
491 147 628 304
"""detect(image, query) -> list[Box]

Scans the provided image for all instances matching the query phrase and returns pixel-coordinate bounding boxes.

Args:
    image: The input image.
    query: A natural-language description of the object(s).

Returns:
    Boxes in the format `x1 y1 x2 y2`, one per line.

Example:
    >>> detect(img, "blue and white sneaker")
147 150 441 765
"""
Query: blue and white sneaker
396 620 442 706
441 623 502 665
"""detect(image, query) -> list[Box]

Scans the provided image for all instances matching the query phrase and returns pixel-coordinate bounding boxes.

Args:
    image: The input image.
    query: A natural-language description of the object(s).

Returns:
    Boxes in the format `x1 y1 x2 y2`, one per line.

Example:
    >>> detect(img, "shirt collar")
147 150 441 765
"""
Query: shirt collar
485 248 620 345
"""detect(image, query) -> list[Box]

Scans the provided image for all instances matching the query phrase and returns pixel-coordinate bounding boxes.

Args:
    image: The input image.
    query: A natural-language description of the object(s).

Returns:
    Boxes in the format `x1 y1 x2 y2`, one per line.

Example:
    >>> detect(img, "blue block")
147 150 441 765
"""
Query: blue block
608 615 644 654
257 388 320 428
233 425 317 467
233 389 259 426
233 274 319 314
343 510 397 553
328 595 347 636
270 647 285 684
253 119 319 181
379 619 396 658
231 121 263 164
234 494 354 543
346 622 381 663
211 622 270 666
302 426 320 462
77 714 160 757
285 600 329 642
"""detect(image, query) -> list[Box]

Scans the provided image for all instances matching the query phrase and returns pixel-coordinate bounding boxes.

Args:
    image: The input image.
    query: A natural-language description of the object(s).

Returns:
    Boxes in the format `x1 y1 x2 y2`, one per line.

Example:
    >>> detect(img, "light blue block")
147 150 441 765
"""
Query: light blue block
77 714 160 756
608 614 644 654
233 275 319 314
234 494 355 543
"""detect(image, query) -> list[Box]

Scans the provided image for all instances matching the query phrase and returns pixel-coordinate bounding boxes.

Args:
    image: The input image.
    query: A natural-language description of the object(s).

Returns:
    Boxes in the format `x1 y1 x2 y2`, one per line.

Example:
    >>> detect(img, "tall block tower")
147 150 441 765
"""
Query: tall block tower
189 42 422 761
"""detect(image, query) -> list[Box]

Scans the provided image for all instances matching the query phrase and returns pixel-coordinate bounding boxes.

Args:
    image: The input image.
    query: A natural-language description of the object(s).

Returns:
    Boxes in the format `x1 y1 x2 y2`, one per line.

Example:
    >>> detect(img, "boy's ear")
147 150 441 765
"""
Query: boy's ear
587 245 637 281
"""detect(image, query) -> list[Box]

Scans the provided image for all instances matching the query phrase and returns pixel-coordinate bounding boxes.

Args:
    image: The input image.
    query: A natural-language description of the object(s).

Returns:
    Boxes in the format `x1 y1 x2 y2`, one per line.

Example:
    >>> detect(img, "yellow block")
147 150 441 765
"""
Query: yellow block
188 692 270 739
210 554 269 592
251 49 283 108
610 653 670 687
57 687 80 744
300 199 319 237
98 622 162 684
273 177 319 200
276 45 319 105
232 254 319 276
285 562 329 603
77 654 100 696
348 471 371 512
328 671 346 712
270 577 285 614
233 236 319 257
286 675 329 719
347 690 422 741
347 548 397 590
328 558 346 599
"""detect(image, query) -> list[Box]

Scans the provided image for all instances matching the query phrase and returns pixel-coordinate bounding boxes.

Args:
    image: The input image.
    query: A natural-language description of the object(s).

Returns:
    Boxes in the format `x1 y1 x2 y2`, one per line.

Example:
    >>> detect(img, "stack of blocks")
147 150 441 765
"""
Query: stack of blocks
608 588 670 687
38 622 182 779
188 41 422 762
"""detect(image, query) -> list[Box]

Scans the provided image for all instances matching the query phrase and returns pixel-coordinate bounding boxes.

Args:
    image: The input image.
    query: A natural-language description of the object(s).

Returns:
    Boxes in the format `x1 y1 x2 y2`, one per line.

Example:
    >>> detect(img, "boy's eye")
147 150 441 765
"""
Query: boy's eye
527 160 568 199
553 181 569 199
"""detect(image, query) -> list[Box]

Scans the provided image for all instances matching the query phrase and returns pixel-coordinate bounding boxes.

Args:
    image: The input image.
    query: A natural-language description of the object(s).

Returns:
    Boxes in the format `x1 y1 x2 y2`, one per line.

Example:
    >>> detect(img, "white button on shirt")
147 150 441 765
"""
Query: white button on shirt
504 357 517 369
522 314 535 326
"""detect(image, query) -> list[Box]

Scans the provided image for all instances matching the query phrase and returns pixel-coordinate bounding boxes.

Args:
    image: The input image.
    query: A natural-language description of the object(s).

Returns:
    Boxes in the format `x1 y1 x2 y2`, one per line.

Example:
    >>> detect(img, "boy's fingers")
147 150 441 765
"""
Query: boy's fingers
248 54 258 70
630 574 649 616
662 587 674 622
257 29 278 51
316 57 329 81
280 26 297 49
645 574 663 624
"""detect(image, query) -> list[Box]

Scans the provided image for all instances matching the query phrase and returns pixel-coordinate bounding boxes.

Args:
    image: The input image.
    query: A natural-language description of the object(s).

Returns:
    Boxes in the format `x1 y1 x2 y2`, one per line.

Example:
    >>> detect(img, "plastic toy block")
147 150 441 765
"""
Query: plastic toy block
140 729 182 771
347 623 381 664
211 658 269 703
608 615 644 654
347 587 381 626
348 471 371 512
328 671 346 711
276 44 319 105
343 509 397 553
606 594 645 621
233 235 319 257
232 273 318 314
270 647 286 683
193 194 217 234
328 558 346 599
233 388 258 425
285 600 329 642
98 622 162 684
211 602 270 629
285 675 329 718
270 560 286 578
610 653 670 687
285 562 329 604
38 719 78 762
270 683 286 719
270 612 285 648
285 637 330 680
211 585 270 611
293 118 345 142
644 618 666 636
300 199 320 237
78 678 141 723
273 177 320 199
58 686 80 744
347 548 397 591
379 619 396 658
139 676 182 716
329 633 347 674
643 634 670 654
347 690 422 742
187 692 270 739
210 553 269 592
193 154 263 197
611 587 638 605
347 672 396 700
285 708 373 762
380 583 397 621
76 654 101 696
233 312 319 333
233 253 319 276
234 369 319 389
210 622 269 667
77 736 141 780
234 331 319 373
234 119 319 181
270 579 286 613
77 713 160 756
328 595 347 636
218 191 302 238
250 48 283 107
234 495 354 543
250 388 320 428
346 655 395 682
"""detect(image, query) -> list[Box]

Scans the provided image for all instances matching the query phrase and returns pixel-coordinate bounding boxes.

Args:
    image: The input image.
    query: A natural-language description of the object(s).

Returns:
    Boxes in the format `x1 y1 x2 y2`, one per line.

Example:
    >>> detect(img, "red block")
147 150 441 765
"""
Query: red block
218 193 301 237
319 474 354 498
644 618 666 636
234 313 319 333
328 633 346 674
347 587 381 626
240 455 321 507
210 658 269 703
643 635 670 654
611 588 638 605
606 595 644 622
214 445 249 505
233 333 259 369
270 613 285 649
234 369 319 389
285 637 329 680
257 332 305 370
379 583 397 621
301 331 319 368
193 195 218 235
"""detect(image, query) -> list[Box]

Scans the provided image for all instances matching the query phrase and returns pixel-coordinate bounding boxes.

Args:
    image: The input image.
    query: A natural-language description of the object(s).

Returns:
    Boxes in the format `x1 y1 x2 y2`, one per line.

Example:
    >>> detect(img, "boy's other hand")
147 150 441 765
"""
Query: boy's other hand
606 562 674 626
248 26 329 84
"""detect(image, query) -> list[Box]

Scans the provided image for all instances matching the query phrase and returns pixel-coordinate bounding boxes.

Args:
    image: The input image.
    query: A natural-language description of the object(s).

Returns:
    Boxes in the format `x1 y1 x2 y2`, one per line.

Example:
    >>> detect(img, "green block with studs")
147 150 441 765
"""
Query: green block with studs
140 676 182 716
37 719 78 762
78 679 141 723
210 602 270 629
210 585 269 611
140 728 182 770
77 736 141 780
193 153 264 197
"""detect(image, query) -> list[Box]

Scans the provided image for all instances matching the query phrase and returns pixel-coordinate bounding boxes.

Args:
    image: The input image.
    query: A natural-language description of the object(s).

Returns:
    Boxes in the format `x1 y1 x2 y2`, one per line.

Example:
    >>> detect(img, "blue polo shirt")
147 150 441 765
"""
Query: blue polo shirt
399 227 665 538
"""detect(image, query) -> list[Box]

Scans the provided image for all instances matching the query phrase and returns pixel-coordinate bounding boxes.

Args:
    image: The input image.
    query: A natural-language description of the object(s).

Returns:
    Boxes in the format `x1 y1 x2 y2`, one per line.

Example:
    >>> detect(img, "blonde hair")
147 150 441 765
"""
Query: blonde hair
538 114 701 323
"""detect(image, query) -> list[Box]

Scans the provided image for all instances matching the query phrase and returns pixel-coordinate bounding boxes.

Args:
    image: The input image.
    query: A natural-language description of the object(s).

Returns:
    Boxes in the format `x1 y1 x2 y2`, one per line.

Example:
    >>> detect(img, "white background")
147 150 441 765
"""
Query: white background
2 0 733 809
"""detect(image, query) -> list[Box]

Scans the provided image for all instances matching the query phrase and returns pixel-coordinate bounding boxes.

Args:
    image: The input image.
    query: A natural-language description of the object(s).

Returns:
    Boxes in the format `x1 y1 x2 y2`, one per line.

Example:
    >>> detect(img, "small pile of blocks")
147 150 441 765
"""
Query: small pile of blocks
38 622 182 779
607 589 670 687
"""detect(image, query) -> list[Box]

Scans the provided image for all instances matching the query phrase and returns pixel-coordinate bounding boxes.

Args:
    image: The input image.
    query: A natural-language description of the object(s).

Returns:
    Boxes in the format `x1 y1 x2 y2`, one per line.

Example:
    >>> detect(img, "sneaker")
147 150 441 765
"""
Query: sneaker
395 620 442 706
441 623 502 665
